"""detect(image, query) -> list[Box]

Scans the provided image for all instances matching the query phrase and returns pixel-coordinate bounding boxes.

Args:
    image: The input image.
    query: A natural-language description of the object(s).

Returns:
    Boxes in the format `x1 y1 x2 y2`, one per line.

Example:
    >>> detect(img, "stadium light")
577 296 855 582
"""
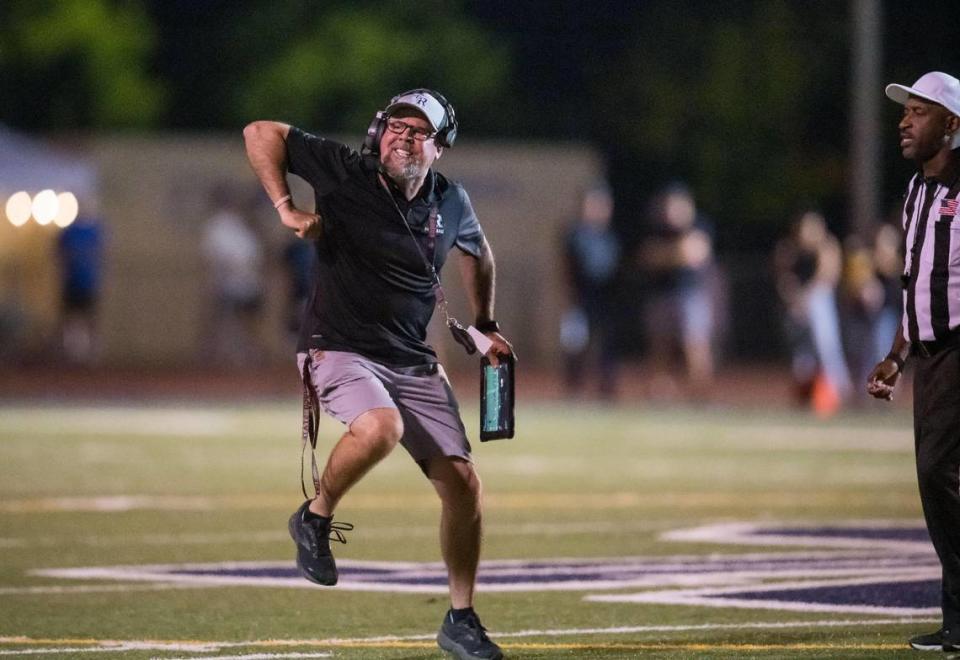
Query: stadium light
31 189 59 225
5 191 32 227
54 192 79 228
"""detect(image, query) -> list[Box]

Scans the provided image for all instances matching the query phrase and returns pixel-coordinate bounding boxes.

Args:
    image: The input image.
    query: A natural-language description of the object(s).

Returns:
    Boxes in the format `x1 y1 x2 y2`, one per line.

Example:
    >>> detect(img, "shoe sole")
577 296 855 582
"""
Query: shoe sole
288 509 338 586
437 631 503 660
909 641 943 651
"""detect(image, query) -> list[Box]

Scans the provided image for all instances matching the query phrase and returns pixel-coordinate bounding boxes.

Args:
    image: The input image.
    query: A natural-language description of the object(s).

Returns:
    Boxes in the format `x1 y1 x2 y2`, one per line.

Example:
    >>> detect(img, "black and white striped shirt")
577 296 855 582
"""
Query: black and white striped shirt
901 172 960 342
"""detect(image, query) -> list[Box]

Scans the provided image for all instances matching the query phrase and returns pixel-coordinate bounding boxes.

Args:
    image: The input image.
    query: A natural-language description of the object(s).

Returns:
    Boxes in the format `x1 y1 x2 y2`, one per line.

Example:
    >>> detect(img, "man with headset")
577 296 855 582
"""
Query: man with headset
244 89 510 660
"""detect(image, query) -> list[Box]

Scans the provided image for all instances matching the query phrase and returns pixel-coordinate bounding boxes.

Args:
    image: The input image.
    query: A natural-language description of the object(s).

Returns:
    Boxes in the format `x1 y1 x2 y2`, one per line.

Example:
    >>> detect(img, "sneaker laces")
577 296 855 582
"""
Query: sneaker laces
303 516 353 554
459 612 492 642
328 521 354 544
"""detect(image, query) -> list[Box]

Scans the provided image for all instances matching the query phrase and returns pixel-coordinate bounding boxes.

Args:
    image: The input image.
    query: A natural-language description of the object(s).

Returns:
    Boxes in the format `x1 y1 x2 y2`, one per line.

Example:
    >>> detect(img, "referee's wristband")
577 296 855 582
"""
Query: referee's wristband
475 320 500 333
885 352 905 372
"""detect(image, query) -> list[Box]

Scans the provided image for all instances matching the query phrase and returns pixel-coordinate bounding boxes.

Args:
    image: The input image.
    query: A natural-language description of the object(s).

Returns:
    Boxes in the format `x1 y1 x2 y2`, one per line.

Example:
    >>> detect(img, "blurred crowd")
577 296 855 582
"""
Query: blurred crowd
6 176 904 416
561 182 719 403
561 181 902 413
198 183 314 370
773 209 901 414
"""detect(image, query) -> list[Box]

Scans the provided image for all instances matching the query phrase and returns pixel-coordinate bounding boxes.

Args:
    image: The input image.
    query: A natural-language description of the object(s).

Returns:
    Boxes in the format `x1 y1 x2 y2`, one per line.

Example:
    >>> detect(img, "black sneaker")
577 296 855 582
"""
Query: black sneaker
908 627 943 651
287 500 352 586
437 609 503 660
946 626 960 654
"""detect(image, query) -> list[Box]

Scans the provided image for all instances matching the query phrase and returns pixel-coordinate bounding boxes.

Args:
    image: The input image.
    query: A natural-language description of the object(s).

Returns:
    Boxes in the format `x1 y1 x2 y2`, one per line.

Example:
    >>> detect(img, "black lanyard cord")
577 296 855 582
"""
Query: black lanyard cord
377 173 450 314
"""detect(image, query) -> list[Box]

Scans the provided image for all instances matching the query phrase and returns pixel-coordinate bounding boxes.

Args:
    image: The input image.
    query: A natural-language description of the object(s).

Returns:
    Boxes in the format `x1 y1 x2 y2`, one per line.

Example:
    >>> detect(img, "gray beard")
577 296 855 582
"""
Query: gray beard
397 161 422 180
386 160 423 182
383 152 425 182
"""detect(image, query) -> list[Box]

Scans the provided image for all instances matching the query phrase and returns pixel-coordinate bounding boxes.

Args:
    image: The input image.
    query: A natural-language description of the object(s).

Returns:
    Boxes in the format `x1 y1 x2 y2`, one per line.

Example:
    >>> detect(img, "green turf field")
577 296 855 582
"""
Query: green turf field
0 400 936 659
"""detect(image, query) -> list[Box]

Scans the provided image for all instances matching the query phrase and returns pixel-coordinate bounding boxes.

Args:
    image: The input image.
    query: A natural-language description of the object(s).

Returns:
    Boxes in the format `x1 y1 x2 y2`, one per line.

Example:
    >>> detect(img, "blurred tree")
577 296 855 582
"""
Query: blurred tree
149 0 511 136
465 0 636 140
0 0 166 129
233 2 511 134
592 0 849 249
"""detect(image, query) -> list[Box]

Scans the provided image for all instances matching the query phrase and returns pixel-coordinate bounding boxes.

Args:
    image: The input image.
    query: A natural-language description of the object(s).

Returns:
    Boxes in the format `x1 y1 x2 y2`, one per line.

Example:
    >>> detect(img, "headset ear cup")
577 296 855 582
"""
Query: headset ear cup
362 111 387 154
437 95 456 148
408 88 457 148
440 123 457 148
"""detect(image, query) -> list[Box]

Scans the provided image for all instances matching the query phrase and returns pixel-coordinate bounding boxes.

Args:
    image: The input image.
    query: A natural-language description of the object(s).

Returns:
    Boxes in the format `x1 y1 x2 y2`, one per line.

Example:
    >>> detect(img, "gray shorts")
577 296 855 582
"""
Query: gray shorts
297 350 472 464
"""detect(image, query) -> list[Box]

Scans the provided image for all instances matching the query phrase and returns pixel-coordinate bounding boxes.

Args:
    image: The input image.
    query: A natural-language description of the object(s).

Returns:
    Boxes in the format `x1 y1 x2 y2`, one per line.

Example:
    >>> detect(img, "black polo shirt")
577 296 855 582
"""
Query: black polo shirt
285 128 485 366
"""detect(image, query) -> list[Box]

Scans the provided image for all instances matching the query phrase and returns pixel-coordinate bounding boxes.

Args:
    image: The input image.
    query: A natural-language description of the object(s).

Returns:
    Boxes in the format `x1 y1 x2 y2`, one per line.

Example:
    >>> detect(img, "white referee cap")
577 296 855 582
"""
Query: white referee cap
385 91 447 133
886 71 960 148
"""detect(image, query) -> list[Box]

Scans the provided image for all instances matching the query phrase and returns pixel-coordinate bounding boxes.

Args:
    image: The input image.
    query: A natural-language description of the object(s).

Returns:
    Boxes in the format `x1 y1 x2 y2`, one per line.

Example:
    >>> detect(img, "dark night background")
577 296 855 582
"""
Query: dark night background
1 0 958 362
5 1 957 249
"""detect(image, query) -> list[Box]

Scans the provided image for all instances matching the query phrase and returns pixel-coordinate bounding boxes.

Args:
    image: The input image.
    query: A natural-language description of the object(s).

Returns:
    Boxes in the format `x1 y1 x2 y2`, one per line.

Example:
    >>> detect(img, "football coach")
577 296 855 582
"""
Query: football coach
244 88 512 660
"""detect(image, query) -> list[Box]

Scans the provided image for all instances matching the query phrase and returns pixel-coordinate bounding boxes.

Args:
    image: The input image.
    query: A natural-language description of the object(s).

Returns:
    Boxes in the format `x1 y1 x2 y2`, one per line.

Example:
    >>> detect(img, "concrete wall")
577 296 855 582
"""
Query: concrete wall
46 133 603 369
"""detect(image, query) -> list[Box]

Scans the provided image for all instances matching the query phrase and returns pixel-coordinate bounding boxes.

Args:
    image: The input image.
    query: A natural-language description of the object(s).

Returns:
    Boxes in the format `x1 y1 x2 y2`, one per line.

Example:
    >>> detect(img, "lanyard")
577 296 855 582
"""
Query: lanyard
378 174 454 325
300 355 321 499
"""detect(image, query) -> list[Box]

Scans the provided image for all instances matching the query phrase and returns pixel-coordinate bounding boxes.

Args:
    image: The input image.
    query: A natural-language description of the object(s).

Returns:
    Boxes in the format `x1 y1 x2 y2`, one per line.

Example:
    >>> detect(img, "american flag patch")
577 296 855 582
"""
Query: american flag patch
941 199 959 216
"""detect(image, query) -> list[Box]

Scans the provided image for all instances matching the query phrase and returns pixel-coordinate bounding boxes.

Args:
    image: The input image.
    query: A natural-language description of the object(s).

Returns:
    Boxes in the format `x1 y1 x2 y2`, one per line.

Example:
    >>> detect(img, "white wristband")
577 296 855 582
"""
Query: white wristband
273 194 292 210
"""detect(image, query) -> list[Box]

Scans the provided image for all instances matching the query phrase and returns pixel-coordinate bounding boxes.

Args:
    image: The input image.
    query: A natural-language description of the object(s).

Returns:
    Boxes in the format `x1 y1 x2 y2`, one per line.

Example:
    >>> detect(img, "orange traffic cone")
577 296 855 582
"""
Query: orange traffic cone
811 371 841 418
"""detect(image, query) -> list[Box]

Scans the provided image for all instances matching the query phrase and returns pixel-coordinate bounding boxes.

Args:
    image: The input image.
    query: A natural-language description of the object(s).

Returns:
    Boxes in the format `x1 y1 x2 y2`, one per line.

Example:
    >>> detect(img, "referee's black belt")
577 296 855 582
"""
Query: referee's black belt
912 331 960 358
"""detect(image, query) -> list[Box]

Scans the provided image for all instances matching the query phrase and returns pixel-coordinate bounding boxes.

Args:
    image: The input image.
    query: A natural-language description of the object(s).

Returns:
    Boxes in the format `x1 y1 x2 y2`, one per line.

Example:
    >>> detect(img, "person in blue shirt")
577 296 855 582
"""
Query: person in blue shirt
561 183 621 399
58 211 104 364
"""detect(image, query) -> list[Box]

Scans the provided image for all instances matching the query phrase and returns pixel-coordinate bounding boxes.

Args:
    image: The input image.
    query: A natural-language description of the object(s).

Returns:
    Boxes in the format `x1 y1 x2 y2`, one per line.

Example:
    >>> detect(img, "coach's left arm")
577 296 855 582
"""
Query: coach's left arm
458 239 513 365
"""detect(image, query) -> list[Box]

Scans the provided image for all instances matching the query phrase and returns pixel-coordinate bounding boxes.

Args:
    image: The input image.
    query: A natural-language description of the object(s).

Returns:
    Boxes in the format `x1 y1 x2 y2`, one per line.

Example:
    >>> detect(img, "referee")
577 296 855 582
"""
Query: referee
867 71 960 653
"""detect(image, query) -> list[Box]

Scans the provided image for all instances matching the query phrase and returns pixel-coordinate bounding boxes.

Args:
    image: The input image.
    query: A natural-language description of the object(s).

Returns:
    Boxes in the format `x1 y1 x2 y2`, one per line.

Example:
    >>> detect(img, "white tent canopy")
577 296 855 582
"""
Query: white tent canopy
0 124 97 202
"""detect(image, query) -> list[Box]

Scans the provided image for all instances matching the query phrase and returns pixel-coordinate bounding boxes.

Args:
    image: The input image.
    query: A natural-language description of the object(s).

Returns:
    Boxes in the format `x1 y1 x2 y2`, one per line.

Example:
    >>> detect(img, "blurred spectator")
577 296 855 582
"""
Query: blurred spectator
840 223 904 396
282 236 315 345
57 202 105 364
773 208 852 410
561 183 621 399
638 182 716 399
870 222 904 373
840 234 882 396
200 185 265 367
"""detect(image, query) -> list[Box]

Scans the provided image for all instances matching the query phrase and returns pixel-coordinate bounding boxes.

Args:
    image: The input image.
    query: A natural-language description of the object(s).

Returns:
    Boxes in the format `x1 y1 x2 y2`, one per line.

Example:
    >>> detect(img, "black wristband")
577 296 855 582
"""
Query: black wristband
885 352 905 372
475 320 500 333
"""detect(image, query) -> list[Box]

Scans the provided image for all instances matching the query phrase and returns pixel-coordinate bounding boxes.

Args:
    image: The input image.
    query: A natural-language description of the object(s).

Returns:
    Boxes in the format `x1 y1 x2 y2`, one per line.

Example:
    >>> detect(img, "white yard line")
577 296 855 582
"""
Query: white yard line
0 640 228 655
0 583 215 595
307 616 939 643
155 655 332 660
0 490 920 514
0 618 939 657
0 519 683 548
0 496 237 514
0 409 239 437
0 648 115 656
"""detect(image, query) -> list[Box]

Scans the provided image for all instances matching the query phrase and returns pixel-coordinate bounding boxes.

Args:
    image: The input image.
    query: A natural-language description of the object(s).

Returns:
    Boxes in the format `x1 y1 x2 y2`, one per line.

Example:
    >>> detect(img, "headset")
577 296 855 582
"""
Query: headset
362 88 458 155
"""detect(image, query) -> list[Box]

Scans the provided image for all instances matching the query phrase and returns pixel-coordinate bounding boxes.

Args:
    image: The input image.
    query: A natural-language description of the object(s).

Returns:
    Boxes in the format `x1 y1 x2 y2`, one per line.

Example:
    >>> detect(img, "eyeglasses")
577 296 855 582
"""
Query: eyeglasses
385 118 435 142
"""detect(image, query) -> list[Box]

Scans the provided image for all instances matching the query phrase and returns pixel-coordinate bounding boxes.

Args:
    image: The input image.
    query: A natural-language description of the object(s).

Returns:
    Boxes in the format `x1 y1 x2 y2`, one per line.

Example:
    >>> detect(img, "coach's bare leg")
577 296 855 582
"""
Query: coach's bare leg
309 408 403 517
427 456 483 608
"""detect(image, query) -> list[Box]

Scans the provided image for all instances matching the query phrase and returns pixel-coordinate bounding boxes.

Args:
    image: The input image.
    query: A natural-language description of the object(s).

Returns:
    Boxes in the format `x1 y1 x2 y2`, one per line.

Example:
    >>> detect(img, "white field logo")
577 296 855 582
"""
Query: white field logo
31 521 939 616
